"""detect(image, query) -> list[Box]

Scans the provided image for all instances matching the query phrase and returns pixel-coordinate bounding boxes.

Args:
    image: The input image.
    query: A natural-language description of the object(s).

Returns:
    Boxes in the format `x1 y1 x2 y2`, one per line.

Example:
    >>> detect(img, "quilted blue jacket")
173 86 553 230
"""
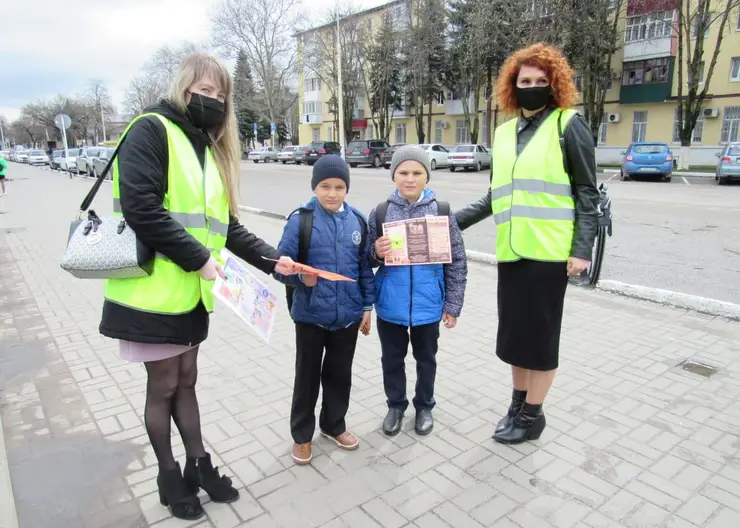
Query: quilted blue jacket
368 189 467 327
274 197 375 330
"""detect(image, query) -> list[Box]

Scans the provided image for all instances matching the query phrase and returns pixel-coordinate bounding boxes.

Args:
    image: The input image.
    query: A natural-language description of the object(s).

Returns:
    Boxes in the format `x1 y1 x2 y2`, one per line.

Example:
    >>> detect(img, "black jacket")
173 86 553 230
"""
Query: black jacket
99 101 280 345
455 107 600 261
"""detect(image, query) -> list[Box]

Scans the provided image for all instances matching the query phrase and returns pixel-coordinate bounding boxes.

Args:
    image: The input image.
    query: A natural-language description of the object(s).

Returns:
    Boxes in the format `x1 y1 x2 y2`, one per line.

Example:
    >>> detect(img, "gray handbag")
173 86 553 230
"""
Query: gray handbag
60 142 154 279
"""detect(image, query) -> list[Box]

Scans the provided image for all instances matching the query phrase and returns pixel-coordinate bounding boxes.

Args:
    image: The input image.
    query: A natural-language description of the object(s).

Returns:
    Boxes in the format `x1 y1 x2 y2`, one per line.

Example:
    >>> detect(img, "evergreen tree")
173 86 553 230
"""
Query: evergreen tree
233 49 259 146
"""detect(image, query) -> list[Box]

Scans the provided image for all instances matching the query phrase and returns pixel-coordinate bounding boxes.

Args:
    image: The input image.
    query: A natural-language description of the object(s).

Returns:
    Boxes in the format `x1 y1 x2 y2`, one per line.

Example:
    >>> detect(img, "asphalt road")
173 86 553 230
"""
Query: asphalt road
238 161 740 304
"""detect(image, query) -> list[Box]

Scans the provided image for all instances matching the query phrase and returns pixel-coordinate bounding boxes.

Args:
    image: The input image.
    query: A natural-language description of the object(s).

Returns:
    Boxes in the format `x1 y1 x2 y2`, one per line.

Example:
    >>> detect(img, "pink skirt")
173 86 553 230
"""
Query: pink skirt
119 340 195 363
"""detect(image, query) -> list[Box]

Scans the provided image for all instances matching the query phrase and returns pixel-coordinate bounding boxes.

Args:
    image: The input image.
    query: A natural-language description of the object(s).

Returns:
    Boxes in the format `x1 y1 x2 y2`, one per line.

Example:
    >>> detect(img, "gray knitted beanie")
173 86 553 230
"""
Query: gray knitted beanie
390 145 431 182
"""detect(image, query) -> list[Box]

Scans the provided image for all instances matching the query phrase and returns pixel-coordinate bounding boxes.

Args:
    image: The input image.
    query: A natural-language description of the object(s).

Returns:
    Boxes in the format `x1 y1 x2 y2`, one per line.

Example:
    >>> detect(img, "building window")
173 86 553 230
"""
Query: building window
623 58 669 85
304 77 321 92
598 114 608 145
455 120 470 144
395 123 406 144
692 12 711 39
303 101 322 114
434 121 444 144
625 11 674 43
731 58 740 81
672 108 704 144
312 128 320 142
327 126 334 141
721 106 740 143
632 111 648 142
482 117 491 147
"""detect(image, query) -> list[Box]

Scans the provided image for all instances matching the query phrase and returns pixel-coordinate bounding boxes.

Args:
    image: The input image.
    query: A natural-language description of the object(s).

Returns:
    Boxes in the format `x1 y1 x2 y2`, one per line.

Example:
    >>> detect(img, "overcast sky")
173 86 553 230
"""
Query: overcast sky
0 0 389 123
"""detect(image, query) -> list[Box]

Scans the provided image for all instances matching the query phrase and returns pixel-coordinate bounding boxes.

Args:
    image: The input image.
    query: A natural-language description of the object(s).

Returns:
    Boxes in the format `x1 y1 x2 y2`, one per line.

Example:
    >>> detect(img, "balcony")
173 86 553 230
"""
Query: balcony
303 90 322 102
388 106 410 118
445 95 474 116
623 36 673 62
619 56 675 104
352 109 365 120
302 113 324 125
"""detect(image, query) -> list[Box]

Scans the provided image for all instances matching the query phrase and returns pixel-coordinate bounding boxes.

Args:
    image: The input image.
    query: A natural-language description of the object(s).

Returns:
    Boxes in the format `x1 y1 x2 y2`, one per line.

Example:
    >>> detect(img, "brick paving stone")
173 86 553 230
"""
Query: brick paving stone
2 167 740 527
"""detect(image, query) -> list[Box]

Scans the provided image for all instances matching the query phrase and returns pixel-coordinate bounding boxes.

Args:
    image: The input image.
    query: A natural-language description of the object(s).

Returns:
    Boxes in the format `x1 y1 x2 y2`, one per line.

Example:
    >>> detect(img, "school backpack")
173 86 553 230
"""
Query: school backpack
284 208 368 312
373 199 451 239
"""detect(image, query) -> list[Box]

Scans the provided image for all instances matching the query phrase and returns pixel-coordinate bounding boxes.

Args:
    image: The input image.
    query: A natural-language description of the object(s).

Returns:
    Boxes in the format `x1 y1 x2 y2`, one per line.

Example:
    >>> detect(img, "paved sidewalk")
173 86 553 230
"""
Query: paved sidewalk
1 165 740 528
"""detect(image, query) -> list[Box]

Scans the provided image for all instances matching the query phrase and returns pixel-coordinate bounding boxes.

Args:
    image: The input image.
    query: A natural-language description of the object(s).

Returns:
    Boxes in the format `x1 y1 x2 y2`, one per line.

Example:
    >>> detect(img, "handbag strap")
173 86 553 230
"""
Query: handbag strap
78 134 128 213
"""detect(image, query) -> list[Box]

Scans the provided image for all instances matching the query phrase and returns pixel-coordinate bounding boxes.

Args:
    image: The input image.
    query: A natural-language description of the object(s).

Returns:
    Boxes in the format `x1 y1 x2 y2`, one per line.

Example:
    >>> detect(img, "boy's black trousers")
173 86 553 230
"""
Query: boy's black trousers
377 318 440 412
291 322 360 444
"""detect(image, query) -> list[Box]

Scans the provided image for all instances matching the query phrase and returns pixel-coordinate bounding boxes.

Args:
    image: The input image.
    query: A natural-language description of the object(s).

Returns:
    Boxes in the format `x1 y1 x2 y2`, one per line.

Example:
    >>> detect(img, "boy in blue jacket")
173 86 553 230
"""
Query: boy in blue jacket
369 146 467 437
274 155 375 466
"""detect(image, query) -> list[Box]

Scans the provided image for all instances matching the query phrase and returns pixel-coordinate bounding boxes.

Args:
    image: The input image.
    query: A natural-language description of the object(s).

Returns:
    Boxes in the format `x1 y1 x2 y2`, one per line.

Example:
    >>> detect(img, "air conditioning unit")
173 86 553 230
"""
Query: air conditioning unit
611 70 621 80
702 108 720 118
439 122 449 129
607 113 621 123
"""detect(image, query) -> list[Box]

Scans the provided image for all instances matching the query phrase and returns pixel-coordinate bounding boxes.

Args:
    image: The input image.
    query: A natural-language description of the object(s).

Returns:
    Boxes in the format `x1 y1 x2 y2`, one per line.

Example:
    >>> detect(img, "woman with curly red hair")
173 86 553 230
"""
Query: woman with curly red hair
455 43 600 444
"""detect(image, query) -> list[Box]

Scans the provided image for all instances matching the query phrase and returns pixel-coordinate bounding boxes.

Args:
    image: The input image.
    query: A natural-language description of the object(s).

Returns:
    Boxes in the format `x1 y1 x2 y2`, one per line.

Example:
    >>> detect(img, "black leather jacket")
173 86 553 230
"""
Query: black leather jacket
455 107 600 261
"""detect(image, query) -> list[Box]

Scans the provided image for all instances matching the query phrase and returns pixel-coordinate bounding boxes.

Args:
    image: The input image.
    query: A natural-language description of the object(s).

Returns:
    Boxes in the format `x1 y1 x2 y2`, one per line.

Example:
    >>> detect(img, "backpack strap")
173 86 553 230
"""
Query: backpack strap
297 208 313 264
557 110 575 185
436 200 450 217
374 200 390 239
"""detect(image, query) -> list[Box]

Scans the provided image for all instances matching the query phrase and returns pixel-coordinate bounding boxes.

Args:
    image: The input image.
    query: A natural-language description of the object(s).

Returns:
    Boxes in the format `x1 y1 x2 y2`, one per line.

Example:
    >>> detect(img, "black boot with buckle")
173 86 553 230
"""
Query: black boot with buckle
493 389 527 437
157 462 204 520
183 453 240 503
493 403 546 445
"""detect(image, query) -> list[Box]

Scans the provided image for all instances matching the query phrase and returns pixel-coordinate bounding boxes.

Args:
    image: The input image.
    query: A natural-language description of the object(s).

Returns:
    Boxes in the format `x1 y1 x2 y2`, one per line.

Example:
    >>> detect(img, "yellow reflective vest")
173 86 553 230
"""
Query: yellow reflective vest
105 113 230 314
491 109 576 262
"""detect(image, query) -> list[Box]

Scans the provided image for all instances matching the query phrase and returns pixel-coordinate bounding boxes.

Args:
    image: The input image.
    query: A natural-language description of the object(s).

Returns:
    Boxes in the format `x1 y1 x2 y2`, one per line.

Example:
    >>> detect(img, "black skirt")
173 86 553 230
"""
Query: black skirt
496 259 568 371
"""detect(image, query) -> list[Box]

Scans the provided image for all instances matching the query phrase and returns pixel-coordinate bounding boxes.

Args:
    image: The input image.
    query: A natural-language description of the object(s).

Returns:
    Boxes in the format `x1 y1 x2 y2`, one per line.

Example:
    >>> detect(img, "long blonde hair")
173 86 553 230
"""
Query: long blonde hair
167 52 240 215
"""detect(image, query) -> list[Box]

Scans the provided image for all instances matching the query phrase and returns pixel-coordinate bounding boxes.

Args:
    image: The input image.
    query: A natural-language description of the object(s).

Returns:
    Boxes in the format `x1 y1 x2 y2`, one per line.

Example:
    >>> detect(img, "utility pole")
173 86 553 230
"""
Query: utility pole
336 11 345 159
101 108 107 143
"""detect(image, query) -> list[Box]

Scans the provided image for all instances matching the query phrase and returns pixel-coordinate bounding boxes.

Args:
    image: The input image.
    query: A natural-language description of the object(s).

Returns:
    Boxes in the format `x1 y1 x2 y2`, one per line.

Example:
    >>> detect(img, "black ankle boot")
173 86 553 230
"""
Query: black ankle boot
493 403 546 445
494 389 527 436
183 453 239 503
157 462 204 520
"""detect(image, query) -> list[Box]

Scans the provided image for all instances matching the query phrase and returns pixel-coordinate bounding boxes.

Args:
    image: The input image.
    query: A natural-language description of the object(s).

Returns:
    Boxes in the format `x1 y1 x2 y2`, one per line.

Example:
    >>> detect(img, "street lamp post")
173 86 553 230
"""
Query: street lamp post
336 12 345 159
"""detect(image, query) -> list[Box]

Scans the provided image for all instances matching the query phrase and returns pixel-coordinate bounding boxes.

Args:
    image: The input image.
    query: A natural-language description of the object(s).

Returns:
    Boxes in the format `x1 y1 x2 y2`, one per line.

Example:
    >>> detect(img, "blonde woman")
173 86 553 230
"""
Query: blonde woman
99 53 298 520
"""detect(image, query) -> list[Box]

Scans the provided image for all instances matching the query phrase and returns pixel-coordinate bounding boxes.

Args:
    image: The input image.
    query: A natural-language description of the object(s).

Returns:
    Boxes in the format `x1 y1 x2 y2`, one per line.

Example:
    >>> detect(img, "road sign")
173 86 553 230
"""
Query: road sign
271 123 276 134
253 122 258 133
54 113 71 130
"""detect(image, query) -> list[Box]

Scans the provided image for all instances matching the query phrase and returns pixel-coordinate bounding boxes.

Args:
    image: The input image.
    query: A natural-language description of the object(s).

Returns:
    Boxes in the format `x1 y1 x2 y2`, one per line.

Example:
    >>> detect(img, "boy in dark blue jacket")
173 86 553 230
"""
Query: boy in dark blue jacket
274 155 375 466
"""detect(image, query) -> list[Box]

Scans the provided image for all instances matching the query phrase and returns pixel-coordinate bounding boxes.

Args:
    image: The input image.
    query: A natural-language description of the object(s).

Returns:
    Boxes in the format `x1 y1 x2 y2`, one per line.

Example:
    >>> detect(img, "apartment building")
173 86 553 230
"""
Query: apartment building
296 0 740 165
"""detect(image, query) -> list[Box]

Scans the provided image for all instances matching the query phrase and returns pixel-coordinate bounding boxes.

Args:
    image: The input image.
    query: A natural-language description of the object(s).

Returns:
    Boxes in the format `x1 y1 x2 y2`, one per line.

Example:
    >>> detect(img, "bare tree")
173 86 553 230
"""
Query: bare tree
83 79 116 143
674 0 740 168
124 71 164 116
21 96 91 143
212 0 301 124
302 7 368 144
147 42 202 86
10 115 46 146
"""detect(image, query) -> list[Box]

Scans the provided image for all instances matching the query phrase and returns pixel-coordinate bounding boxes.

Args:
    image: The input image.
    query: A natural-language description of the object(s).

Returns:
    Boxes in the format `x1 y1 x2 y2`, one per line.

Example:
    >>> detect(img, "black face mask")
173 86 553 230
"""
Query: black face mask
186 92 225 130
515 86 552 112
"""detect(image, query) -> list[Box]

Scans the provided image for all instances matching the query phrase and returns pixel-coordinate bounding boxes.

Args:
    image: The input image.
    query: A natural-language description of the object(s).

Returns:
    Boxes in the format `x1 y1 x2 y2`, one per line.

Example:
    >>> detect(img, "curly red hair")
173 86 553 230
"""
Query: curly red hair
496 43 577 115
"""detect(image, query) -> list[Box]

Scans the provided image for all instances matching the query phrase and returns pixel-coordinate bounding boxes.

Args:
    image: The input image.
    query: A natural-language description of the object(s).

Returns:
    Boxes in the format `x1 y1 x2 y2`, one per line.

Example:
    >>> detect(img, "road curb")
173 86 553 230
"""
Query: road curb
0 409 20 528
238 205 740 320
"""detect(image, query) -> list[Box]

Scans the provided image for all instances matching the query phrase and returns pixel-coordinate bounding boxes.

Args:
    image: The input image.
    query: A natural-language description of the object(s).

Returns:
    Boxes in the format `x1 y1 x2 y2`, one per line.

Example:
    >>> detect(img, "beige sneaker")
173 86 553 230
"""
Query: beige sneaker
292 442 312 465
320 430 360 451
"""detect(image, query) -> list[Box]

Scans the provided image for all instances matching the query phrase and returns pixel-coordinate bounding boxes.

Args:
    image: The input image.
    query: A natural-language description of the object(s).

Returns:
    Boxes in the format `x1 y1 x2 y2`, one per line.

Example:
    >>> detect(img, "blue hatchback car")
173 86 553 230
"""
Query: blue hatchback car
620 142 673 182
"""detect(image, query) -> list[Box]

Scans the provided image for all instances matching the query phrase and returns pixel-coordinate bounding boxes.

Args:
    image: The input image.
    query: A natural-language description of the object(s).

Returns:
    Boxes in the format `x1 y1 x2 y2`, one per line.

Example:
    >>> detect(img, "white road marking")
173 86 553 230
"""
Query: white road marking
682 176 691 185
607 173 619 181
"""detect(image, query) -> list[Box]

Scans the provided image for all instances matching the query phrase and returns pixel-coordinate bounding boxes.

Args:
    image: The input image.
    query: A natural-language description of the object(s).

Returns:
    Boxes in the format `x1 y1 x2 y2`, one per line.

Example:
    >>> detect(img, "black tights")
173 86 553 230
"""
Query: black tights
144 347 206 471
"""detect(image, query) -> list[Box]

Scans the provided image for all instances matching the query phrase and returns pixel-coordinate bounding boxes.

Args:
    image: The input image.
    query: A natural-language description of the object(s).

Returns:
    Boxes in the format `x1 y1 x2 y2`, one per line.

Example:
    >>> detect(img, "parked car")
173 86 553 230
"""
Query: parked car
50 150 63 170
76 147 104 174
92 146 117 179
17 150 29 163
715 142 740 185
248 147 280 163
0 151 9 160
383 144 407 169
448 144 491 172
277 145 299 164
620 142 673 182
293 145 309 165
26 149 48 165
345 139 391 168
304 141 341 165
59 148 82 172
418 144 451 170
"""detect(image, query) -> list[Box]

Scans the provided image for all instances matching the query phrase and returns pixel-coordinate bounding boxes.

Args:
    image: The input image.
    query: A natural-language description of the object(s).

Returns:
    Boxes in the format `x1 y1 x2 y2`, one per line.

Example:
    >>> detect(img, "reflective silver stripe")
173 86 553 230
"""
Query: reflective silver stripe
113 198 227 236
491 180 572 200
491 184 512 200
494 206 575 224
